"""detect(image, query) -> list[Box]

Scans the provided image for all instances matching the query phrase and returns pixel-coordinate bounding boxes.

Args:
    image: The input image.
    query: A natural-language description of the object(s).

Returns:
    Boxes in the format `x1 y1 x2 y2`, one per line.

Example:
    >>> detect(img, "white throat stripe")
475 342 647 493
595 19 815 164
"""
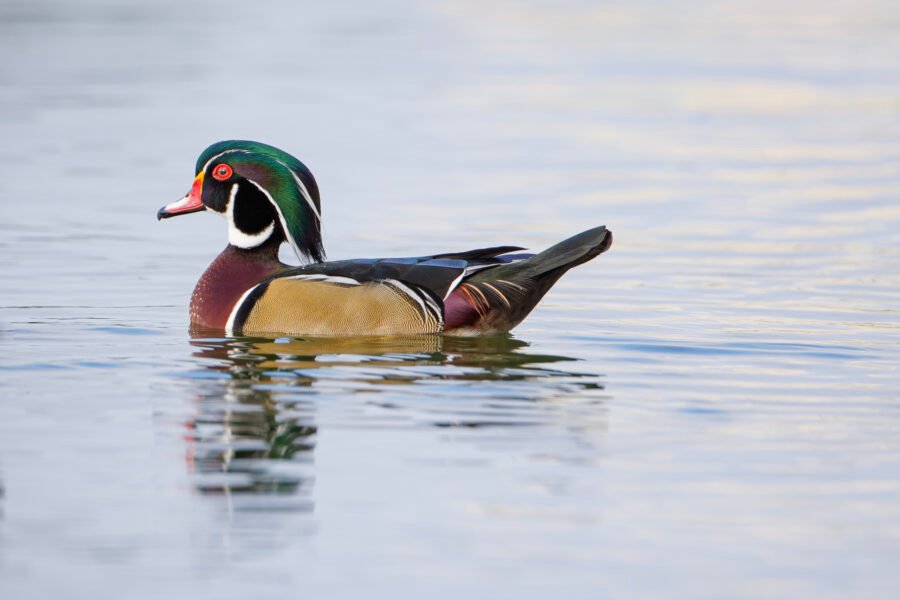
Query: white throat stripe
226 183 275 248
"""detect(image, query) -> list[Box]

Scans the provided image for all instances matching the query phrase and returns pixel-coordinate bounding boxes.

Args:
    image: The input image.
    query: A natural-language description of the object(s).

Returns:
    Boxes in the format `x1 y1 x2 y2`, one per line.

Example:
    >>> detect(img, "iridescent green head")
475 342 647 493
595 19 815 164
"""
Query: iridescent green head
159 140 324 263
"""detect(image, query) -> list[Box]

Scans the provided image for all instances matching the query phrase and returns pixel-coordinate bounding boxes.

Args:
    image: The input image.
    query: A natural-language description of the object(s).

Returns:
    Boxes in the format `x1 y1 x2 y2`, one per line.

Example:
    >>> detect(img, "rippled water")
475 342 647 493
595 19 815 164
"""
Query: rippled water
2 1 900 598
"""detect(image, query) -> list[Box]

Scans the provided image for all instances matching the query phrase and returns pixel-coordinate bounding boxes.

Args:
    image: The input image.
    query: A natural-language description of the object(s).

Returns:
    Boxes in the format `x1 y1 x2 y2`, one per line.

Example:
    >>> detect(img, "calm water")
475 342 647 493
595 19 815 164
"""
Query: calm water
2 1 900 598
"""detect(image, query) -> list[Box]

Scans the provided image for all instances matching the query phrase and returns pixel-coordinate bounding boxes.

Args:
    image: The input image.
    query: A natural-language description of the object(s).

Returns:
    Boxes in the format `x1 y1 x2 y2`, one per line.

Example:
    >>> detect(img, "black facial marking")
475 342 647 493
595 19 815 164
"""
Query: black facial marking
203 177 230 213
232 182 277 234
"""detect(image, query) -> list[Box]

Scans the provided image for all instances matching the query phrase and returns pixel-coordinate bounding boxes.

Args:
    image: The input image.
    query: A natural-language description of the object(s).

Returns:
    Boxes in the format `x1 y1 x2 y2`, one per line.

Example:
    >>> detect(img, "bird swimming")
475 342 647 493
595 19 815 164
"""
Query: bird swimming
158 140 612 336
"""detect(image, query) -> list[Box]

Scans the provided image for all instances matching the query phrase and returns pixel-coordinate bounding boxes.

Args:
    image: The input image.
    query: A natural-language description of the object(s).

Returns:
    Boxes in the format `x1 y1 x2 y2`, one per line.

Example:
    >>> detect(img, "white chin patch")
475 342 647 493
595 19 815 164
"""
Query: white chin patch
226 183 275 249
229 220 274 248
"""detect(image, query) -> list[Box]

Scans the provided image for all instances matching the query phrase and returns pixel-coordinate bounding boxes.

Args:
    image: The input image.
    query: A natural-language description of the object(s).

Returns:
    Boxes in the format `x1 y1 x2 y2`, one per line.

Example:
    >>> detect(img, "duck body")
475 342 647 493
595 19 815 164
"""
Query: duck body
161 140 612 337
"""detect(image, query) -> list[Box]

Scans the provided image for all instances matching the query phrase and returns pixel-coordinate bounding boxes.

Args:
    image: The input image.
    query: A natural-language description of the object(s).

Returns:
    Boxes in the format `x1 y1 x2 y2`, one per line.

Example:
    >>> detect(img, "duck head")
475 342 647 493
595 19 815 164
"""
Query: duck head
158 140 324 263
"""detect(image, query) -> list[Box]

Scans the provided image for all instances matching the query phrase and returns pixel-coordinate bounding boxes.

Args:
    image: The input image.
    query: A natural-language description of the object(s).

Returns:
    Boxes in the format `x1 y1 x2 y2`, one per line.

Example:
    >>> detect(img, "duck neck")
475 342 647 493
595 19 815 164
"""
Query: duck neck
189 236 287 331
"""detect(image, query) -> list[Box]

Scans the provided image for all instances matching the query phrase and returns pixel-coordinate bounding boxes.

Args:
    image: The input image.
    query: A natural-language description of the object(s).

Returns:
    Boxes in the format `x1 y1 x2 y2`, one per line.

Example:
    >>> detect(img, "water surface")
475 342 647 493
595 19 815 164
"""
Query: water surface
1 1 900 598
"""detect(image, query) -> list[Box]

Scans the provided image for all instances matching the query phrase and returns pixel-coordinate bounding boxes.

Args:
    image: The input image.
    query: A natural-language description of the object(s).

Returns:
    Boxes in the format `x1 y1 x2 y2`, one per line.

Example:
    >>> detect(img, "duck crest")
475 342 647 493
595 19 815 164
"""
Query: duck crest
189 241 286 329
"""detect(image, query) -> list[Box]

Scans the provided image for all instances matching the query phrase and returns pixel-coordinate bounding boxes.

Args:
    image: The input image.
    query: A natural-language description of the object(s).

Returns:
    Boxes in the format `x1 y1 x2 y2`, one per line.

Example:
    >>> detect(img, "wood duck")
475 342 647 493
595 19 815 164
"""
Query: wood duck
158 140 612 336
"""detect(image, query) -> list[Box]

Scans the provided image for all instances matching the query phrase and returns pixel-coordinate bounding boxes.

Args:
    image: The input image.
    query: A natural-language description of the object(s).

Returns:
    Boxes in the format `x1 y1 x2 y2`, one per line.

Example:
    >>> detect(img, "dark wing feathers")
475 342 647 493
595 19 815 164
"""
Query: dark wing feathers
431 245 525 261
244 228 610 335
275 246 530 301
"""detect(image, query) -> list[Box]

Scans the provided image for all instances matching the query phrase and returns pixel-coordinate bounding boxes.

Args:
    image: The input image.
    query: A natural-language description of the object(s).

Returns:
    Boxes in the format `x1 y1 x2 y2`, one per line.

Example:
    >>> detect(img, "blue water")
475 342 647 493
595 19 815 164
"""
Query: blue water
2 1 900 598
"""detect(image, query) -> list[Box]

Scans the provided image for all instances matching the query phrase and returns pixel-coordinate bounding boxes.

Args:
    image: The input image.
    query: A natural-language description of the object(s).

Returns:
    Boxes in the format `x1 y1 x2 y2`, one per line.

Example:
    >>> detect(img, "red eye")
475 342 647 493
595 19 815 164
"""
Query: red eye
212 163 233 181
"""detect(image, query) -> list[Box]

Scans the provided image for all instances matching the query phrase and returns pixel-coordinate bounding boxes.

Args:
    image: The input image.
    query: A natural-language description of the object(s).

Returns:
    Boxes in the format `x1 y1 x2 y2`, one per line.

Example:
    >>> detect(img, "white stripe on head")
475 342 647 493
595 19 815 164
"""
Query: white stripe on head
244 178 307 260
202 150 320 223
279 160 321 222
200 148 253 175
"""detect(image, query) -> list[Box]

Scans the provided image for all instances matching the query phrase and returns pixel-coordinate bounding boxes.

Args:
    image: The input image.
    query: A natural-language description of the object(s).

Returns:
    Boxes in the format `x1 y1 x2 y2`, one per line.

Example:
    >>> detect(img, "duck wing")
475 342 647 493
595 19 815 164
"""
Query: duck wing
227 246 531 337
286 246 531 300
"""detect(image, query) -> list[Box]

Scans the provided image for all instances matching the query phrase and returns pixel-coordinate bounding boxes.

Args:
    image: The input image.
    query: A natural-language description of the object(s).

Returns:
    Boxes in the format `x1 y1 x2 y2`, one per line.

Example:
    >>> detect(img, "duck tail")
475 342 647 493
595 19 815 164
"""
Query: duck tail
444 226 612 334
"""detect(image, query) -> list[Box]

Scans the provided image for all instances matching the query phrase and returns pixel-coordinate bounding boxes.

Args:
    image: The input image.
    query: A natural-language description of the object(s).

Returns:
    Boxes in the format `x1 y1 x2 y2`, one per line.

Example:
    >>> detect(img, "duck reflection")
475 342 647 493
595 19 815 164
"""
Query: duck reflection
183 333 603 506
184 377 316 500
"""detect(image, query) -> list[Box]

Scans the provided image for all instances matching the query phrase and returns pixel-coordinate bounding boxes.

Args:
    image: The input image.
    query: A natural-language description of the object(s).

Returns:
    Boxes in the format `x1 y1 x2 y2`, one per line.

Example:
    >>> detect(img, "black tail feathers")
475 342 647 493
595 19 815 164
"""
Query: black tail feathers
460 226 612 332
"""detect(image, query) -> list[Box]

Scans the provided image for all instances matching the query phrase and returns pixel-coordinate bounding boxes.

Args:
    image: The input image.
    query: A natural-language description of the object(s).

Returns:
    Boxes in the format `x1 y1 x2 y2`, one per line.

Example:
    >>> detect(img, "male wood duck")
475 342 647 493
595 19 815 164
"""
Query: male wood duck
158 140 612 336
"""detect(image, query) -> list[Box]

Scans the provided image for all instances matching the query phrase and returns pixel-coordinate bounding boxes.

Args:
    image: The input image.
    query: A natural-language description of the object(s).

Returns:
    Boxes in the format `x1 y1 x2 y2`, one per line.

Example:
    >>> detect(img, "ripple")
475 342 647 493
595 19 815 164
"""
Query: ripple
172 334 607 502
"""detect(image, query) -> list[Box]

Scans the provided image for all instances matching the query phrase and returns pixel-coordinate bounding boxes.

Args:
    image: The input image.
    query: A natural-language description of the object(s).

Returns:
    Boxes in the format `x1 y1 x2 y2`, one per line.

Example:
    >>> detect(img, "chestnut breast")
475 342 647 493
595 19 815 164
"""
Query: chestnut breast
190 245 286 329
